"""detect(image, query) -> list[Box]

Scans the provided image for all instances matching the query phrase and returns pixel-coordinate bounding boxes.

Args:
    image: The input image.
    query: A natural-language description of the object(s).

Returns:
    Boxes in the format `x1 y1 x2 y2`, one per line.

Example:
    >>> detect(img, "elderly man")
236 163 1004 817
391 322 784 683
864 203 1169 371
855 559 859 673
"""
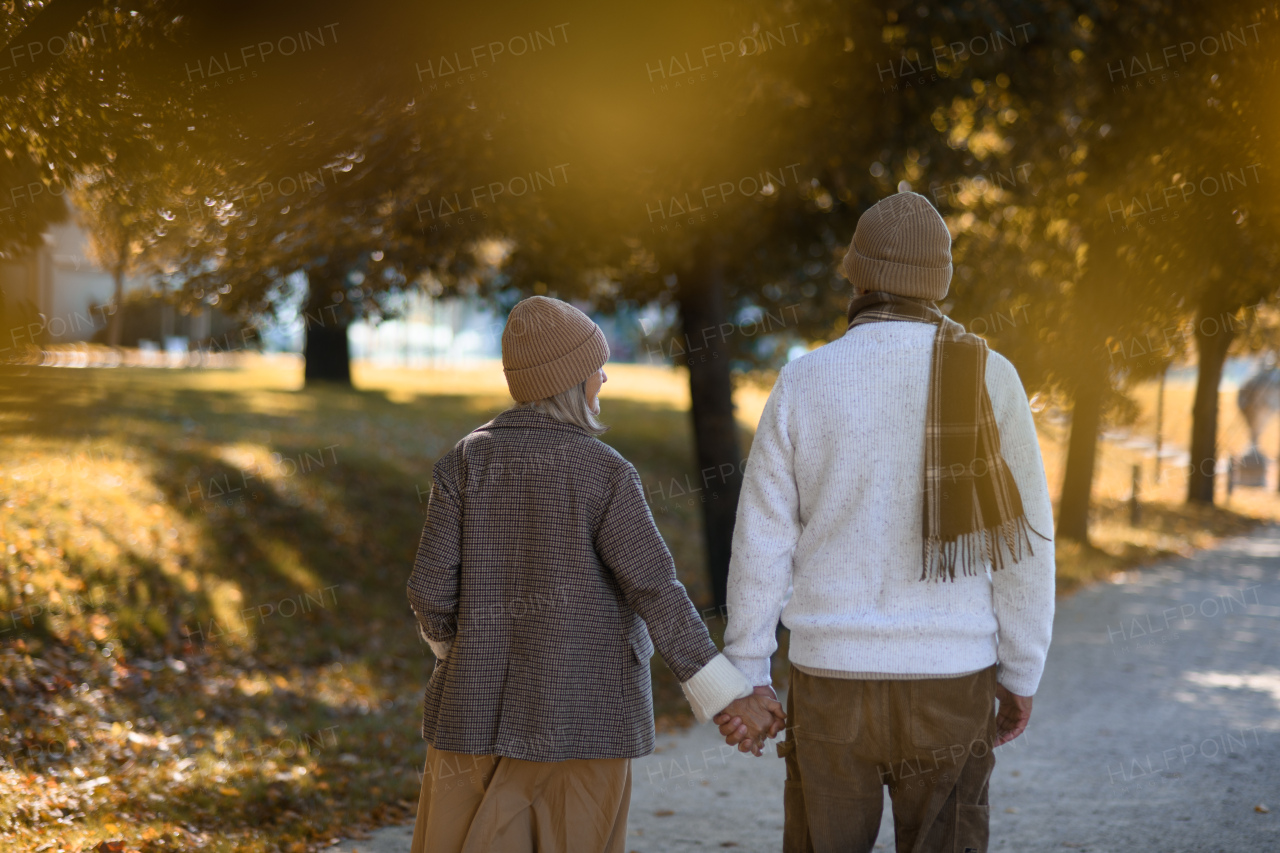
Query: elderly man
714 191 1055 853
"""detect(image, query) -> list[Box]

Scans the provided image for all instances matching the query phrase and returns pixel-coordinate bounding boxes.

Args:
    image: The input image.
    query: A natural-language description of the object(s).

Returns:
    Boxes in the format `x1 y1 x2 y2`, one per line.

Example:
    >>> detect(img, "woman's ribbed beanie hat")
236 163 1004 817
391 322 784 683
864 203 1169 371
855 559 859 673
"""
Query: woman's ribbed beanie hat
841 191 953 300
501 296 609 403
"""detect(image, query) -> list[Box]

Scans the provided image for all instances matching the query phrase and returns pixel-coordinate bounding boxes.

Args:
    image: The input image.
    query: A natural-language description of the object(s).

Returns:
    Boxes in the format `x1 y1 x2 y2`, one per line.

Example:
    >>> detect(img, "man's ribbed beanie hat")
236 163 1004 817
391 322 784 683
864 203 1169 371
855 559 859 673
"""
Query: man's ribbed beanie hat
841 191 953 300
501 296 610 403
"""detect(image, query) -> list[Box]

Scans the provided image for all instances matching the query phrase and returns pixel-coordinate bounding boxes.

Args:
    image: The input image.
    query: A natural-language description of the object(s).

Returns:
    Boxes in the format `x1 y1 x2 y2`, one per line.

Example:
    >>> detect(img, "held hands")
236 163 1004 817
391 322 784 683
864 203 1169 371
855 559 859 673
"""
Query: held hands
994 683 1033 747
711 684 1026 754
713 685 786 756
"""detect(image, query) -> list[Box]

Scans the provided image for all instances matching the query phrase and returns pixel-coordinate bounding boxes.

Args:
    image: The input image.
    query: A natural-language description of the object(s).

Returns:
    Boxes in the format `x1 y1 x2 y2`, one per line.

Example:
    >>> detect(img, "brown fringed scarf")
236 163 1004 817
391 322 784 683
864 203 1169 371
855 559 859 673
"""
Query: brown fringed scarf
847 291 1047 581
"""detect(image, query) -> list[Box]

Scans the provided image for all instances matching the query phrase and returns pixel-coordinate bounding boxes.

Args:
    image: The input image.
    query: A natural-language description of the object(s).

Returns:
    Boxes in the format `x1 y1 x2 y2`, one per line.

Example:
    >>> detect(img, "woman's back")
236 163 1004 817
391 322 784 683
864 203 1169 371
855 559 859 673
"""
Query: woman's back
406 296 756 853
410 408 719 761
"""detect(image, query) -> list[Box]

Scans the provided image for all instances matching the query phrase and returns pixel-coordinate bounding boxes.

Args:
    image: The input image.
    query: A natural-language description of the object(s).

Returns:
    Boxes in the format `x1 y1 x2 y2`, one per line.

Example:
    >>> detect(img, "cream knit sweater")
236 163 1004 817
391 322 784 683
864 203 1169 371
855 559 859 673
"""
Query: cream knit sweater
723 322 1055 697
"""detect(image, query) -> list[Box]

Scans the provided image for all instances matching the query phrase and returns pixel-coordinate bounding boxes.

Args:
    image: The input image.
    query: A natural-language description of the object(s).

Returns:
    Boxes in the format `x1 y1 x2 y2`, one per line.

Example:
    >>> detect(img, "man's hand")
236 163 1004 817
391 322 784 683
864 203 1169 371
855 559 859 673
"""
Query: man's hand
713 686 786 756
994 683 1032 747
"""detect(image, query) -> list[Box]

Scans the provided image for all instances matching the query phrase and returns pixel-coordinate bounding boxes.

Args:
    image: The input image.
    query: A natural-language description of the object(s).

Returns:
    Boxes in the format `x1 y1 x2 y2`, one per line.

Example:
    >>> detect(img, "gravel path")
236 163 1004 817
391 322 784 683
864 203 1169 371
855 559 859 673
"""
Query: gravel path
336 526 1280 852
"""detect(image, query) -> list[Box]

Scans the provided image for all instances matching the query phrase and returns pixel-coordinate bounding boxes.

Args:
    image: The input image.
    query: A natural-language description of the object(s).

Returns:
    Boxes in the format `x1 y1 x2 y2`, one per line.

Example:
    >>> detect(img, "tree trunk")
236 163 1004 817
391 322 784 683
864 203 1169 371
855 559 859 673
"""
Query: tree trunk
107 265 124 347
303 266 352 386
676 252 741 611
1186 308 1234 504
1057 356 1107 543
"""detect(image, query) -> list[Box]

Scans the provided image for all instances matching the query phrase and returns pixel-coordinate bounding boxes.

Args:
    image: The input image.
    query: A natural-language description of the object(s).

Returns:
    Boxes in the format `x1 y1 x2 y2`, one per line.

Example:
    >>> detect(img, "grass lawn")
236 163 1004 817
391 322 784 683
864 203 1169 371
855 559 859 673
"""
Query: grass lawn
1039 374 1280 591
0 357 744 853
2 355 1277 852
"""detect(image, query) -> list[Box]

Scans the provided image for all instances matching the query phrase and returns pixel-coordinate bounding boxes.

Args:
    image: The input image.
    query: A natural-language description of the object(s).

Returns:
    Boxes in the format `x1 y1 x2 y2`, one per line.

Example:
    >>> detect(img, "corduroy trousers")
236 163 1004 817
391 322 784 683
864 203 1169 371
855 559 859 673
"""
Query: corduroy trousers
410 745 631 853
780 664 999 853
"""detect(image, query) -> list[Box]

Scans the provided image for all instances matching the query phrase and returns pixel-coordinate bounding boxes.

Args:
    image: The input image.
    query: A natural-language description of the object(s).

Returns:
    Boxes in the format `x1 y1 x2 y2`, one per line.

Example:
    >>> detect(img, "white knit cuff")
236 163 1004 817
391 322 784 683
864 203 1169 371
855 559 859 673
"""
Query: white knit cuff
996 665 1040 697
723 654 773 689
681 654 753 723
427 638 452 661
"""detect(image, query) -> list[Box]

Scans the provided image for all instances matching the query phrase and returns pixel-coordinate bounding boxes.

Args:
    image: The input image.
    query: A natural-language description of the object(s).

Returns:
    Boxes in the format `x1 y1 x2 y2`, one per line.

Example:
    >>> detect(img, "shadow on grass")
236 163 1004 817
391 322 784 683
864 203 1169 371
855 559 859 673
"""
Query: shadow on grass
1055 497 1269 594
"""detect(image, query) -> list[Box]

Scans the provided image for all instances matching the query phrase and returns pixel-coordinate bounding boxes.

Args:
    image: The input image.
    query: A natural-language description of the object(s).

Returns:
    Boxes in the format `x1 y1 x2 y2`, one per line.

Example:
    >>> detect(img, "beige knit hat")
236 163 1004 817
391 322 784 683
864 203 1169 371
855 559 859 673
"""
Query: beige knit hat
841 191 953 300
501 296 610 403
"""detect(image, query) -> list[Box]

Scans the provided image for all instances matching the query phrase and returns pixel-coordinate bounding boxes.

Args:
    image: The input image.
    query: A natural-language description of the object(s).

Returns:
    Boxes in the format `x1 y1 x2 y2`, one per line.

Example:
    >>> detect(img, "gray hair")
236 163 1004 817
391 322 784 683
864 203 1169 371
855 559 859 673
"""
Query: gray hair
514 379 607 435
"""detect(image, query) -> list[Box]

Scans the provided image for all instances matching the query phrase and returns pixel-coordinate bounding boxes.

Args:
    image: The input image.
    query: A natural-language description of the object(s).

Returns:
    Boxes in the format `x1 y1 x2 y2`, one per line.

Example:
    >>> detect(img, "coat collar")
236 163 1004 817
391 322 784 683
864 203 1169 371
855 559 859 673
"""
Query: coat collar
476 407 589 437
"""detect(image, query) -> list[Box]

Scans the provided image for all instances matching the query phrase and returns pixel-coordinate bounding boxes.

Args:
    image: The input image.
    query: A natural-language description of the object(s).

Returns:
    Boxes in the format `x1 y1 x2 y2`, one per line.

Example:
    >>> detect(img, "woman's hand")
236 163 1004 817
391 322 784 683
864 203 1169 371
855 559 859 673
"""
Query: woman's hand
713 686 786 756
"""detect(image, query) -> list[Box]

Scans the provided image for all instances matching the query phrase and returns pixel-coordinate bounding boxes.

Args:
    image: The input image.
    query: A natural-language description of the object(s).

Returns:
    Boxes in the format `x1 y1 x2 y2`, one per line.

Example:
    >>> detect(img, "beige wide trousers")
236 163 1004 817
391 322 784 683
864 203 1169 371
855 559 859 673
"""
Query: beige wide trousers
409 745 632 853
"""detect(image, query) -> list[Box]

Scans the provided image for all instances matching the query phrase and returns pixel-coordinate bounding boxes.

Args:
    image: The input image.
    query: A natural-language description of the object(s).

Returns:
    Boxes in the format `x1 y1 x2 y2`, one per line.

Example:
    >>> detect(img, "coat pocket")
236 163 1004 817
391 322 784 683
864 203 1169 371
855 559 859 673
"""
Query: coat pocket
627 626 654 666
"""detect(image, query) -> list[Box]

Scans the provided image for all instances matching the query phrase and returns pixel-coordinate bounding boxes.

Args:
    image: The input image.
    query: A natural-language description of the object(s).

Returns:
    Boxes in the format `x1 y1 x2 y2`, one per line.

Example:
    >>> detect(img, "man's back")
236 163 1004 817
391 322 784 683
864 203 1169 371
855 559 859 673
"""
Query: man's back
723 321 1055 695
716 190 1055 853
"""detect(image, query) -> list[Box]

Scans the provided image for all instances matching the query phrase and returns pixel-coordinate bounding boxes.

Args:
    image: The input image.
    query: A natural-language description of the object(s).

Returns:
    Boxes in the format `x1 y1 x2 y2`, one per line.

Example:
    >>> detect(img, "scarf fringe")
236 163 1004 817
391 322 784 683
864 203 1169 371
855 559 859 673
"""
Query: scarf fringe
921 516 1049 582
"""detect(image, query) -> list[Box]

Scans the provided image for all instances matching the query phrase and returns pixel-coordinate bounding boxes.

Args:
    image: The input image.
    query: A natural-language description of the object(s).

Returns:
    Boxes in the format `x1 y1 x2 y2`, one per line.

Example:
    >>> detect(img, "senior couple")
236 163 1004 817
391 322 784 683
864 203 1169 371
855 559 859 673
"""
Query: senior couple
406 191 1056 853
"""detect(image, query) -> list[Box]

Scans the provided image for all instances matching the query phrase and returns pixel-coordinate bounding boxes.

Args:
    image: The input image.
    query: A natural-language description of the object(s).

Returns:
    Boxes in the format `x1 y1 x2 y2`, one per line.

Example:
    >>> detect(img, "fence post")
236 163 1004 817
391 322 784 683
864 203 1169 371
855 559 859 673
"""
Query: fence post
1129 464 1141 526
1154 366 1166 483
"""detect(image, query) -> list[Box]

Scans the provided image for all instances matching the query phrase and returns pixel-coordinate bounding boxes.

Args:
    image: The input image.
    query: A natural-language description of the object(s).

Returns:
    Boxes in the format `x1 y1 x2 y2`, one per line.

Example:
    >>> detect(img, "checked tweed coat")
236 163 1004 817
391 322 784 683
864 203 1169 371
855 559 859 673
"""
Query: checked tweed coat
407 408 721 761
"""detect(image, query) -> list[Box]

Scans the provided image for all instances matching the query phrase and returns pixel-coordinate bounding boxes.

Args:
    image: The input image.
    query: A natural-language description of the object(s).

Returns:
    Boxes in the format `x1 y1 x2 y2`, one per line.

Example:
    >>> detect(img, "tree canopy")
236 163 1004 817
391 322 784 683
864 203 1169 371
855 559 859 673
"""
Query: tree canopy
4 0 1278 581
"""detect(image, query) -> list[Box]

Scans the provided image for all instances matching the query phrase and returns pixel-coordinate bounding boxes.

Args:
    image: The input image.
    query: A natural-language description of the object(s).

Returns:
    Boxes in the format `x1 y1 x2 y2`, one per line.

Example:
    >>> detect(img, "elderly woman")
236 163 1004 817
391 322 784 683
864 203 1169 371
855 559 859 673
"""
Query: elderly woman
407 295 782 853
